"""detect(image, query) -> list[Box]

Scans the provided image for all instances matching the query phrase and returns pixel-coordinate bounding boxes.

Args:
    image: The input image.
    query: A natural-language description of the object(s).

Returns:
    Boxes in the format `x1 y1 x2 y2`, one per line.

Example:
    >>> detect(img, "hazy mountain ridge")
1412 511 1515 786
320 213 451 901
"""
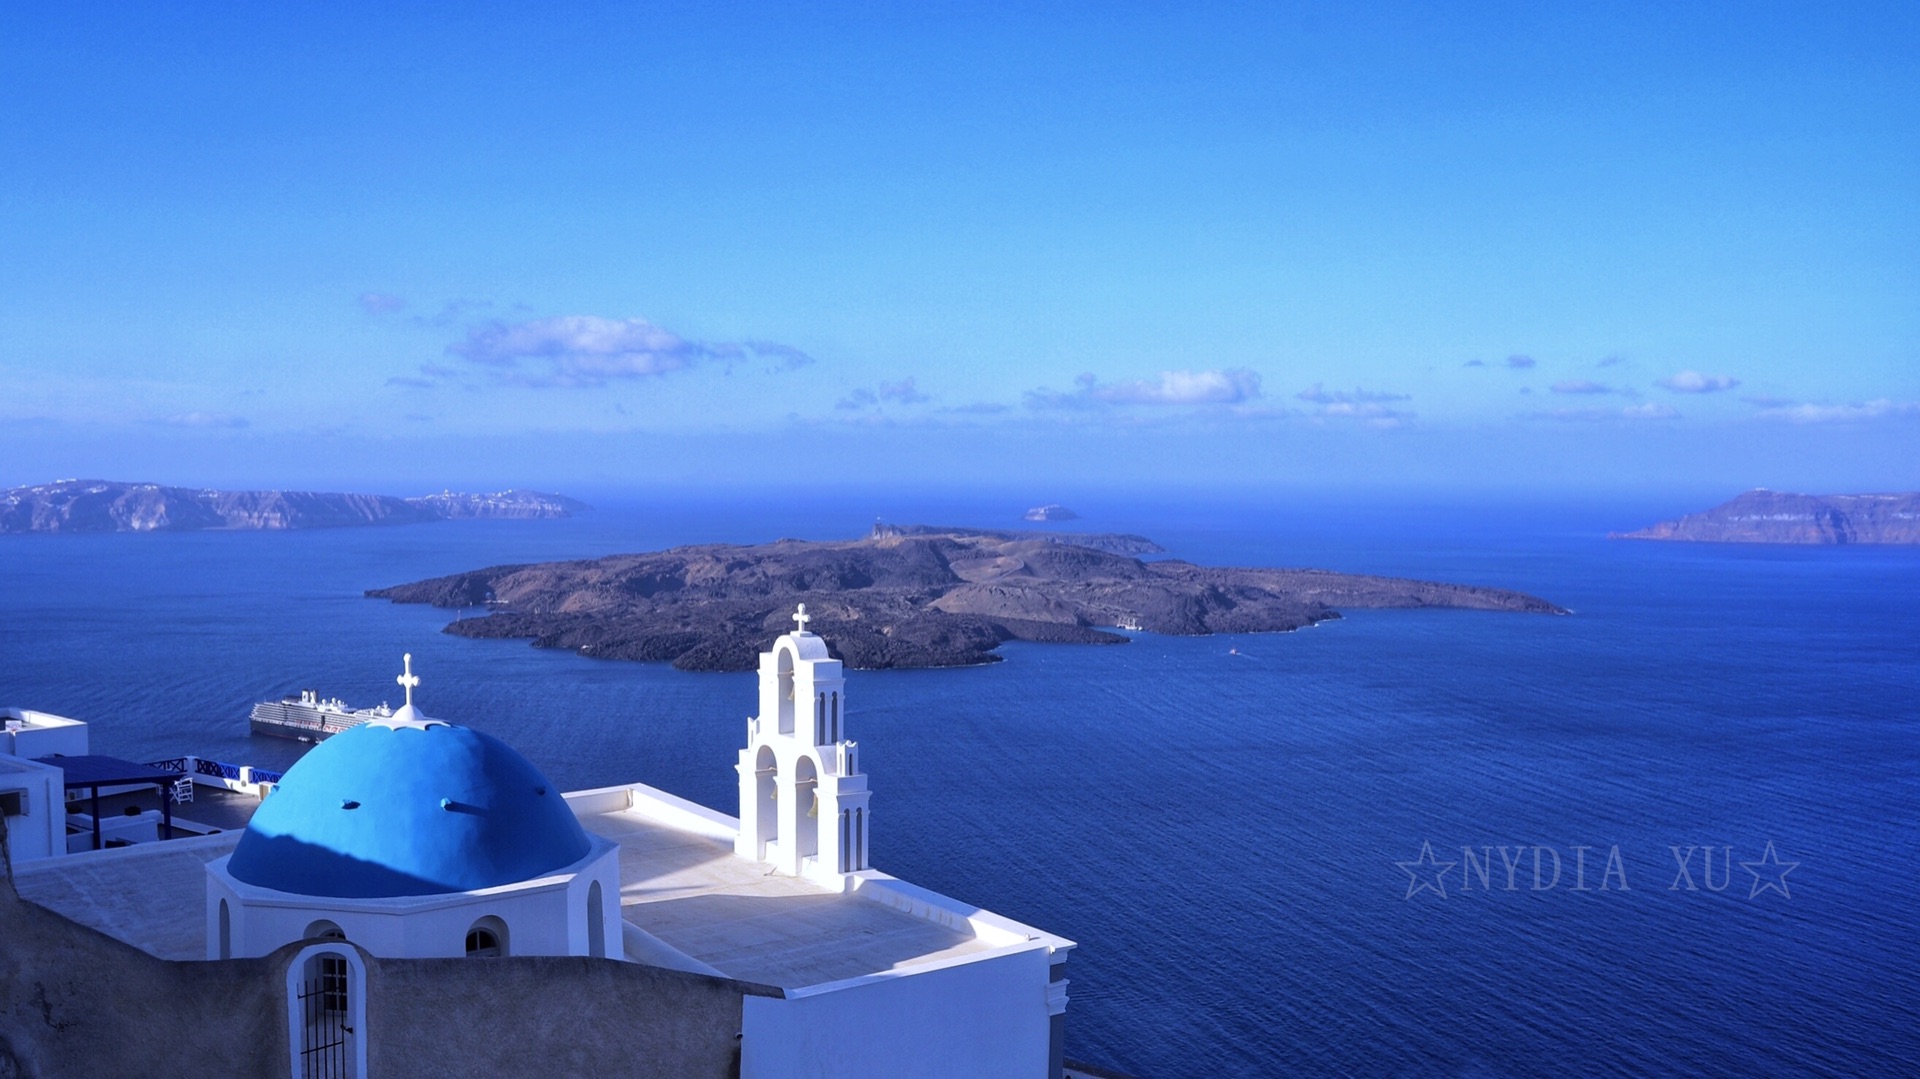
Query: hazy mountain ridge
1615 490 1920 545
367 527 1567 671
870 521 1163 555
0 480 588 533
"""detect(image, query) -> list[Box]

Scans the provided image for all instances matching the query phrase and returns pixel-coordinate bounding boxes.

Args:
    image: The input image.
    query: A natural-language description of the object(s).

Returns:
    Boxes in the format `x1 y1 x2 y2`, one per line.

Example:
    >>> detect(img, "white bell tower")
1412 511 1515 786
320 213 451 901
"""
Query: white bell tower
736 604 871 889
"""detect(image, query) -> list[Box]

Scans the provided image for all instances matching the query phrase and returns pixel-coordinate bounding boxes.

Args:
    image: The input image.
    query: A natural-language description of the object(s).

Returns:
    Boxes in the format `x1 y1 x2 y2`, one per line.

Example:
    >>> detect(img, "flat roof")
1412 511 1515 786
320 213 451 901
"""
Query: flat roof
12 833 239 961
1 707 86 728
578 801 1002 990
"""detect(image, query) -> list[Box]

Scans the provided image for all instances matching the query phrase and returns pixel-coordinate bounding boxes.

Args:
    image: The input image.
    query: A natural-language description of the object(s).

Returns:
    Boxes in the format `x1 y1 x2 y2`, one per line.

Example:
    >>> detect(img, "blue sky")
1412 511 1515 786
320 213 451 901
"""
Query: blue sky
2 3 1915 495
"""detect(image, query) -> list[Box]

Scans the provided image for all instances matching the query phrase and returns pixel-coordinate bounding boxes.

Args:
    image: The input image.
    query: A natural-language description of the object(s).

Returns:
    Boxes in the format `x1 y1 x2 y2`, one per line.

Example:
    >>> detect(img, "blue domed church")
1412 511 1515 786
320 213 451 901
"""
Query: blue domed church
209 695 621 962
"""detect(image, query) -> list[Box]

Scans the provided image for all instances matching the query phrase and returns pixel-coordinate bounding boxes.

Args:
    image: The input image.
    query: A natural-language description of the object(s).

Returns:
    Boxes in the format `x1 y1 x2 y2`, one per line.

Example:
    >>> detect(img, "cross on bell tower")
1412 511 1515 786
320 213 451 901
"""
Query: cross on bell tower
793 603 812 633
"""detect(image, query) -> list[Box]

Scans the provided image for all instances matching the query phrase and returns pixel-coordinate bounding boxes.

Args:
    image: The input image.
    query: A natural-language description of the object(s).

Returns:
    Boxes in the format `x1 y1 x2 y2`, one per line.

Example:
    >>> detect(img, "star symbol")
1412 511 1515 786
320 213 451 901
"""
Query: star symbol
1397 840 1457 899
1740 841 1799 899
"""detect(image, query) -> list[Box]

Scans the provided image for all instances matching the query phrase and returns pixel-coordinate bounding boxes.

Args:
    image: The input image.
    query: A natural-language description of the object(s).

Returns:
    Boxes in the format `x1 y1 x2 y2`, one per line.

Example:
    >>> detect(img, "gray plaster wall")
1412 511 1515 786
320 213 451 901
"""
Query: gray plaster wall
0 815 769 1079
0 815 290 1078
369 956 758 1079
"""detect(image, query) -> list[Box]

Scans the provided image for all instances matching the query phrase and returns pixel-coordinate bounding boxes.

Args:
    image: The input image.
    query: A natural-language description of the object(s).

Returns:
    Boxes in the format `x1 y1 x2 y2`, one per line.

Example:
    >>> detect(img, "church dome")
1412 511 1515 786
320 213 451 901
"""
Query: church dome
227 720 591 899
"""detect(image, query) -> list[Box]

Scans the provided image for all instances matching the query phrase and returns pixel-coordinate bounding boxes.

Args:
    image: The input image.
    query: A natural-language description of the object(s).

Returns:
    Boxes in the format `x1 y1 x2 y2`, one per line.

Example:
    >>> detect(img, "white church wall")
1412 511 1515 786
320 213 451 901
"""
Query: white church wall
210 842 621 960
563 852 624 959
740 944 1055 1079
0 756 64 863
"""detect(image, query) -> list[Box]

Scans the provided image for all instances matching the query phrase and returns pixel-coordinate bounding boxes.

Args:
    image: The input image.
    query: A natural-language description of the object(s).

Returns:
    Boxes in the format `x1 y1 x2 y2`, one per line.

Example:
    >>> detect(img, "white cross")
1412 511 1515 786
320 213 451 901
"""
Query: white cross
397 652 420 707
792 604 811 633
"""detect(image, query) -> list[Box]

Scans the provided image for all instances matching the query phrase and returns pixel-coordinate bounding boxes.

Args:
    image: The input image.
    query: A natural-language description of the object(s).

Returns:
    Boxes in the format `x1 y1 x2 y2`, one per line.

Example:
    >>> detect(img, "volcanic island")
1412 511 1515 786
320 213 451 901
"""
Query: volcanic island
367 524 1568 672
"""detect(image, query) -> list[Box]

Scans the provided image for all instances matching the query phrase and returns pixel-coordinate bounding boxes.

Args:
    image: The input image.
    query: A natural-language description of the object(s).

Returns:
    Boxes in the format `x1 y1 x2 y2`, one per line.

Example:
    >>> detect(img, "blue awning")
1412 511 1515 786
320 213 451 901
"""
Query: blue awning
33 754 180 789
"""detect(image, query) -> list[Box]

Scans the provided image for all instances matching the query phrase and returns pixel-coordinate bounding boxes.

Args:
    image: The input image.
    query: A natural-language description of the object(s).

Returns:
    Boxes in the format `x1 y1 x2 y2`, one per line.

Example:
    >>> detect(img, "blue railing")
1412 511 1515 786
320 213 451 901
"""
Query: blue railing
195 758 243 780
148 757 188 773
252 769 284 785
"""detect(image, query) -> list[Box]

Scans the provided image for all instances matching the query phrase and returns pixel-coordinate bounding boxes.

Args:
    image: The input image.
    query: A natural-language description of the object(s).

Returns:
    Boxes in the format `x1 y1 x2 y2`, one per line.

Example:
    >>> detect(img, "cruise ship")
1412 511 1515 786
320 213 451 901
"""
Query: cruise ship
248 689 392 742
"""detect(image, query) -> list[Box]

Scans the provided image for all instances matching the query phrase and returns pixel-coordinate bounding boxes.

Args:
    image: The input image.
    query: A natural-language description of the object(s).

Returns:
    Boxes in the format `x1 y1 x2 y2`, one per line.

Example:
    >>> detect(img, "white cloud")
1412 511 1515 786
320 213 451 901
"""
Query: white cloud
1296 383 1409 404
1551 380 1613 395
1028 368 1262 409
156 411 249 429
1620 402 1679 420
1753 398 1920 424
1314 401 1414 427
1657 370 1740 394
836 377 933 411
357 291 406 314
448 315 813 387
1527 402 1677 422
835 388 878 410
1506 355 1537 369
878 378 931 404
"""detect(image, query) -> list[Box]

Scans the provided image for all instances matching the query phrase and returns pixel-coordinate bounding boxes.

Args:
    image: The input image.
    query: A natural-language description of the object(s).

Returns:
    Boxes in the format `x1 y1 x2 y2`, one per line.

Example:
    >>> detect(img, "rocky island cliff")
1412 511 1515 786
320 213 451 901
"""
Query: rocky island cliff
1614 490 1920 545
0 479 588 533
367 525 1567 671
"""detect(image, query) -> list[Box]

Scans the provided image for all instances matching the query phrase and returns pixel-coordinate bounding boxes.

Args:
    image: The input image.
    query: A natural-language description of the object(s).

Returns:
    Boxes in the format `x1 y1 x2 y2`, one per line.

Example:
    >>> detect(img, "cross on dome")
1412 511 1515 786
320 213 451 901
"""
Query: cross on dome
397 652 421 707
792 604 812 633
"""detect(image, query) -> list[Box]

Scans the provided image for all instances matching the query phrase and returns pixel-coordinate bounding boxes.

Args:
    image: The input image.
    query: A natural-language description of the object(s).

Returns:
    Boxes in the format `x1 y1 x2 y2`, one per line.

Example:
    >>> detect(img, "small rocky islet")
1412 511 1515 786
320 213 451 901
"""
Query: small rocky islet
367 524 1568 672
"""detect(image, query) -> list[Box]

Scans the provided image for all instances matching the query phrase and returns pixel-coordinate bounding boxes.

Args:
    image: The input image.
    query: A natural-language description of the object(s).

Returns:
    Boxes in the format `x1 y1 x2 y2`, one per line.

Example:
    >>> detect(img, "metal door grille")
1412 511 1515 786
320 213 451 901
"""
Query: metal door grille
297 954 353 1078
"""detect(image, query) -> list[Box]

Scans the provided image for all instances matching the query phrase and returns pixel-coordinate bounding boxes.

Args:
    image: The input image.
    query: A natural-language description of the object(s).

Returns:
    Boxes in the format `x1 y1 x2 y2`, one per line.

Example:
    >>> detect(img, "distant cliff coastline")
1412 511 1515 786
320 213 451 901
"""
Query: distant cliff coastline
368 524 1567 672
1614 490 1920 545
0 479 589 534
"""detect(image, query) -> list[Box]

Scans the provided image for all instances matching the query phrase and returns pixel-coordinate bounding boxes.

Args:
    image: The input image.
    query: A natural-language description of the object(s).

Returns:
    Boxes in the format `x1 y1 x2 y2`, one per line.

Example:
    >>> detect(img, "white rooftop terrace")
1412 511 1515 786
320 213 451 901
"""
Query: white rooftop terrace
1 707 89 758
571 782 1068 990
9 780 1071 989
12 832 240 960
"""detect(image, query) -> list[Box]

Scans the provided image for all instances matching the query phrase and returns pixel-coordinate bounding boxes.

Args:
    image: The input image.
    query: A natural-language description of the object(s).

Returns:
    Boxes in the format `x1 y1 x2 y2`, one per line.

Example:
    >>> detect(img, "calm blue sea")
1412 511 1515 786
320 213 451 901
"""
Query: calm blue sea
3 490 1917 1078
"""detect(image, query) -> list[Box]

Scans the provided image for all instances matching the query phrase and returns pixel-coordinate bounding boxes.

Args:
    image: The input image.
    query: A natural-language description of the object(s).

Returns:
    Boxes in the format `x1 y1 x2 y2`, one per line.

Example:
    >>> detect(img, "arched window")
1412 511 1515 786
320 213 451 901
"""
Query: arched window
794 757 819 863
304 919 345 941
465 915 509 957
754 744 779 857
776 647 796 734
587 880 605 958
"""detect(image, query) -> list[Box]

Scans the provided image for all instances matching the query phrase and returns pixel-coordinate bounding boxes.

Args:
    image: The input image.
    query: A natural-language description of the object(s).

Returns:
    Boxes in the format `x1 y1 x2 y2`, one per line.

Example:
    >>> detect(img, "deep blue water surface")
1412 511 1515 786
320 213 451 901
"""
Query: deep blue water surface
3 491 1916 1077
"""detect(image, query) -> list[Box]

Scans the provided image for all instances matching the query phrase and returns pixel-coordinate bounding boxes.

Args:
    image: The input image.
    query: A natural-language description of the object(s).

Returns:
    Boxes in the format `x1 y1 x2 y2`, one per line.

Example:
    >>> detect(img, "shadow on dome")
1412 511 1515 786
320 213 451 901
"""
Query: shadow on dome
227 831 471 898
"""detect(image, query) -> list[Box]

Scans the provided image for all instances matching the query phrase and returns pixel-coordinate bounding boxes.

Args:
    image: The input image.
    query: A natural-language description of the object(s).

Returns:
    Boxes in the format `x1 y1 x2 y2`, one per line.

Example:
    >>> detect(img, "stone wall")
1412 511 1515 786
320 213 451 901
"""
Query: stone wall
369 956 756 1078
0 816 768 1078
0 815 290 1077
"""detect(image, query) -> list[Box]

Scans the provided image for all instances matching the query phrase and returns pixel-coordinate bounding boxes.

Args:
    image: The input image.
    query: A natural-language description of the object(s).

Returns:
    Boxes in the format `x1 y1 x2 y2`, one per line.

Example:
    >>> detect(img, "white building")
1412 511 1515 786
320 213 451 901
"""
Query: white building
1 708 93 862
1 609 1077 1079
